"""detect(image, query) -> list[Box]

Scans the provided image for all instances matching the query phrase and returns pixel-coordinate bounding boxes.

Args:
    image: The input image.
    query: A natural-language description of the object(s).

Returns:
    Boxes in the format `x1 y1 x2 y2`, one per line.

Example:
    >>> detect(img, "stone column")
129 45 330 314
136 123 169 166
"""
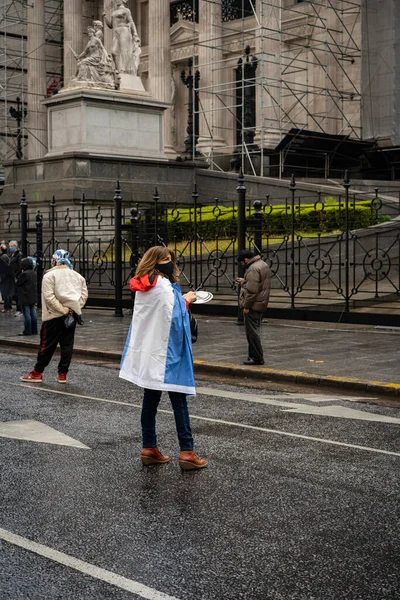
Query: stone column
197 0 225 153
64 0 83 88
102 0 113 58
148 0 176 158
27 0 47 159
255 0 281 150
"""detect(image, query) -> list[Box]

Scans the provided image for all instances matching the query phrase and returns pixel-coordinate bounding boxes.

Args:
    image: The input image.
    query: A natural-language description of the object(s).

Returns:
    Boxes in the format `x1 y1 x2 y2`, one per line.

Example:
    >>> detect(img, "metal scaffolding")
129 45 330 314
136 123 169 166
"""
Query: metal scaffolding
0 0 362 179
0 0 63 166
191 0 362 177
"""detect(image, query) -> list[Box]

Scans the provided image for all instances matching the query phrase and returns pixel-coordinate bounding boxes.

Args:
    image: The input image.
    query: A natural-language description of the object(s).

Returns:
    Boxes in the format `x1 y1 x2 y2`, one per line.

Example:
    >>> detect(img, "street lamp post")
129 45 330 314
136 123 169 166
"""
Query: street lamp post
181 58 200 157
9 97 27 160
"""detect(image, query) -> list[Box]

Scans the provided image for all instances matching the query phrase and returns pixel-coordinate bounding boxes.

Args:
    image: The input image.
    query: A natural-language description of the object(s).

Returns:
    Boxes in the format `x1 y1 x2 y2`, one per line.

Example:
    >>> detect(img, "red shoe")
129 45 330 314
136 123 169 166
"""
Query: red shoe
179 451 208 471
57 373 67 384
20 370 42 383
140 448 170 465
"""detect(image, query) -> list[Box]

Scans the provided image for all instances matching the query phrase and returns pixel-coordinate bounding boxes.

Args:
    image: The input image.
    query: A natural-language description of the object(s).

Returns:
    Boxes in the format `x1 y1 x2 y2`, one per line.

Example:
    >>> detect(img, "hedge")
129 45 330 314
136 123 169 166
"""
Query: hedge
165 201 380 241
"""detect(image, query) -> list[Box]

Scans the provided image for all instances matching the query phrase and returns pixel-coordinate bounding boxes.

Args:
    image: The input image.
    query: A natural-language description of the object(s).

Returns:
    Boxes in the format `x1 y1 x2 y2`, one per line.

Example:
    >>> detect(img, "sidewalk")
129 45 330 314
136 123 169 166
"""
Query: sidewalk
1 309 400 396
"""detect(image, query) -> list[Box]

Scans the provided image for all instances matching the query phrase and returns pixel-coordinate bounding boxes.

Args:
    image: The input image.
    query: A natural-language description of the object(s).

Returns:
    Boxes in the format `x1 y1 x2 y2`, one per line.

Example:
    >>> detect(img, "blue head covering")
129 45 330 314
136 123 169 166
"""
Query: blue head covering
52 249 74 269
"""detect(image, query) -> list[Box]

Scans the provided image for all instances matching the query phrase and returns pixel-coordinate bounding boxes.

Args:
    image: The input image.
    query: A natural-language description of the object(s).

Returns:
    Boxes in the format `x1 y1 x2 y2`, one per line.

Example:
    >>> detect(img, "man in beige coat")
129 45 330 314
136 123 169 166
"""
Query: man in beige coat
21 250 88 384
236 250 271 365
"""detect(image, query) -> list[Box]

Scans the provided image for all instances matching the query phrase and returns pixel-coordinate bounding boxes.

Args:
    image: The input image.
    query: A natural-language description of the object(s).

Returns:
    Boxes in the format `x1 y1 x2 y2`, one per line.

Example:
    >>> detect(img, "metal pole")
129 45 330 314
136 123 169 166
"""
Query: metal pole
237 168 246 325
344 171 350 314
253 200 263 254
35 211 43 308
153 187 159 246
192 183 199 289
289 174 296 310
20 189 28 257
81 193 86 279
114 180 123 317
50 195 56 255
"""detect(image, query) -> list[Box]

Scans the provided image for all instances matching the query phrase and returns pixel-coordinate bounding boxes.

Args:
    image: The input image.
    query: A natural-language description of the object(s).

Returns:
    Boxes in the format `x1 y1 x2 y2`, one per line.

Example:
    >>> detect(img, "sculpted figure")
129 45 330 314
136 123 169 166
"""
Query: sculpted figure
103 0 141 76
73 23 116 88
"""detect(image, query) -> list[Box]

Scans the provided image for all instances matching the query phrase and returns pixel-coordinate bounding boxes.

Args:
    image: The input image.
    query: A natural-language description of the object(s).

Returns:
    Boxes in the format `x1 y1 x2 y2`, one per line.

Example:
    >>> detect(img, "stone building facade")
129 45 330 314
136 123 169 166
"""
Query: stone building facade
0 0 397 178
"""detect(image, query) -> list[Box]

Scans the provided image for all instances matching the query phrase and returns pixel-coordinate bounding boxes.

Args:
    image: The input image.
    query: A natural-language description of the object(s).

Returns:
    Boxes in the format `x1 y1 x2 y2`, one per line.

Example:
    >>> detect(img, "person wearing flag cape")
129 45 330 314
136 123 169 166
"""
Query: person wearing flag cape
120 246 208 471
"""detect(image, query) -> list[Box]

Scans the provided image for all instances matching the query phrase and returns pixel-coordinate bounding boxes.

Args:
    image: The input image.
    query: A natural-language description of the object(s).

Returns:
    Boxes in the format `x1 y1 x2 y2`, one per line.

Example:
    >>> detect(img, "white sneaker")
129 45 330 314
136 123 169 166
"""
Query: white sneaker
14 311 23 317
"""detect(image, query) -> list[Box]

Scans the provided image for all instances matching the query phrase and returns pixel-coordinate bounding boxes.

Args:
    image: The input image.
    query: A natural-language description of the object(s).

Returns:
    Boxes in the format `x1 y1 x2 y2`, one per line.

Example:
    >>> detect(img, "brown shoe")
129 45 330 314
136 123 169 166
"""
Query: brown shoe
140 448 170 466
179 451 208 471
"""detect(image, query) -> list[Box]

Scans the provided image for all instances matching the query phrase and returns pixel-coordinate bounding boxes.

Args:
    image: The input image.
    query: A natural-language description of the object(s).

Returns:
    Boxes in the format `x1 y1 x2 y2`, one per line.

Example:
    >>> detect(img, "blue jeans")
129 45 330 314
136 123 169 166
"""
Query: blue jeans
141 388 194 451
22 305 38 335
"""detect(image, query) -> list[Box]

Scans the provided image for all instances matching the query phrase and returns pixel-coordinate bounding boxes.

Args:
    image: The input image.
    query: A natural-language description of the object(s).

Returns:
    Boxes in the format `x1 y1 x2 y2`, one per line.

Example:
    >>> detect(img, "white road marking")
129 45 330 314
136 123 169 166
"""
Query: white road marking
196 387 400 424
281 405 400 423
1 379 399 457
0 420 90 449
197 386 377 405
0 527 180 600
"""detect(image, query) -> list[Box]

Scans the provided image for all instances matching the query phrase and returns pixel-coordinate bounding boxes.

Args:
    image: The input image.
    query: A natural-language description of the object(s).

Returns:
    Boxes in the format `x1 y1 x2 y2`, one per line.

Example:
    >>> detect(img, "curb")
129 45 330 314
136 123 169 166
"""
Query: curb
194 361 400 397
2 338 400 398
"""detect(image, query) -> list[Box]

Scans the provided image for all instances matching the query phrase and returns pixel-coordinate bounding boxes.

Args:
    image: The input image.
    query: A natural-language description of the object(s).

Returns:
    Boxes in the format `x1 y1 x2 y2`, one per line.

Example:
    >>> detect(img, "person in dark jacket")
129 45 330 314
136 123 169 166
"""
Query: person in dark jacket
16 257 38 336
236 250 271 366
9 240 23 315
0 242 13 312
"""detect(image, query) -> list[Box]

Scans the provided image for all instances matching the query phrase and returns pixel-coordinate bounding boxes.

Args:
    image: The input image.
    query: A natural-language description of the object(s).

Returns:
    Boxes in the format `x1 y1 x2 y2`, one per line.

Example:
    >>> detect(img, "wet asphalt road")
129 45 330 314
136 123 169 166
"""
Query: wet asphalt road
0 351 400 600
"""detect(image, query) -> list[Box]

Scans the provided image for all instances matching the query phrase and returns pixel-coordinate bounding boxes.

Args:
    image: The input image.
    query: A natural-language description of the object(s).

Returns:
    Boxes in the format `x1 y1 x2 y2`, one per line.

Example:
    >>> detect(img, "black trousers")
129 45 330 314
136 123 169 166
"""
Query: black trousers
34 316 76 374
244 310 264 362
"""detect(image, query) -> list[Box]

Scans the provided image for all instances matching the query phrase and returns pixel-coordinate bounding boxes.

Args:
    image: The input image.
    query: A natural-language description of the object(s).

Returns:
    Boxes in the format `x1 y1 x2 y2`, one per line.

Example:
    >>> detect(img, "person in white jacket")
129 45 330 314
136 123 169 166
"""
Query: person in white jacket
20 250 88 384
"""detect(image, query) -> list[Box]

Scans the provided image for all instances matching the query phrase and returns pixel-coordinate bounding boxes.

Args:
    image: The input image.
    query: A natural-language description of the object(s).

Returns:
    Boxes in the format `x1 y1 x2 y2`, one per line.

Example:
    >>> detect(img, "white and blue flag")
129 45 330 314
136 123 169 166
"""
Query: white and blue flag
119 276 196 395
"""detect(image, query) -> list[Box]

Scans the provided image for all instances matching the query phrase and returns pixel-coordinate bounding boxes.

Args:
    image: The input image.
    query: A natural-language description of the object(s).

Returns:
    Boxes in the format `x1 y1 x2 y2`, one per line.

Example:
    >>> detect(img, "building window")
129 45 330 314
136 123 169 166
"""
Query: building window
222 0 255 22
170 0 199 25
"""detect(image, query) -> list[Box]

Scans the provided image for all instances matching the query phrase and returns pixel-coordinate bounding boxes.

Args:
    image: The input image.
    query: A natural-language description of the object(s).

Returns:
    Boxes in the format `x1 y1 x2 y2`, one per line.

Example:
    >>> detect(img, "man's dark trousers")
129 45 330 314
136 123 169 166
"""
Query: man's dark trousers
34 316 76 374
244 309 264 363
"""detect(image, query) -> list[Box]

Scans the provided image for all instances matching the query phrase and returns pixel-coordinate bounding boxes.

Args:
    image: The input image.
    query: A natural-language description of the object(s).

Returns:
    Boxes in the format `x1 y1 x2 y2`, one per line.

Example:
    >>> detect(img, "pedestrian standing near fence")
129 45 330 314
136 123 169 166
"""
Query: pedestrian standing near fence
20 250 88 384
0 242 13 312
16 257 38 336
236 250 271 366
8 240 22 316
120 246 208 471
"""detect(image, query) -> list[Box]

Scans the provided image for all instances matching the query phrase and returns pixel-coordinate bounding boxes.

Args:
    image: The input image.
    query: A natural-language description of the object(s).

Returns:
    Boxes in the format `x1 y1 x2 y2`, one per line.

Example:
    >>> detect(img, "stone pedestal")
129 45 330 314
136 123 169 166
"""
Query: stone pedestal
44 89 168 160
119 74 146 94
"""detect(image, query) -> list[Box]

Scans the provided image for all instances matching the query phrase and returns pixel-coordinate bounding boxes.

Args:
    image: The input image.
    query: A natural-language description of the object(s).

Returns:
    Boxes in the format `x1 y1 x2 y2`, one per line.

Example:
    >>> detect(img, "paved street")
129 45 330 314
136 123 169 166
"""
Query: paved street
1 350 400 599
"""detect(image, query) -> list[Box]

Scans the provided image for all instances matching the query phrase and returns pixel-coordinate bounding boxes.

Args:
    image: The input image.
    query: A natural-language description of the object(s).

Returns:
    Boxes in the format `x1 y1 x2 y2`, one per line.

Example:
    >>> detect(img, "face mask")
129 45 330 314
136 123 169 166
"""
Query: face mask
156 261 174 279
9 247 15 253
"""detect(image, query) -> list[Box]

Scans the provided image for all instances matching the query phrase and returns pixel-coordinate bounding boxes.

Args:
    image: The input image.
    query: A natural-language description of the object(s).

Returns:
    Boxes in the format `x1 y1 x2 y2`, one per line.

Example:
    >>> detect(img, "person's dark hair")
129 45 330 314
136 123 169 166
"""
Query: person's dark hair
237 249 255 263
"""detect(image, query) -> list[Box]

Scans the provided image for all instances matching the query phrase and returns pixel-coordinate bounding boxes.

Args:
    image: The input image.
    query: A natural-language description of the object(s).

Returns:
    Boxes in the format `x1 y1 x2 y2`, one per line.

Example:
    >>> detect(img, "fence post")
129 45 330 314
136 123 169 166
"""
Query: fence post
114 180 123 318
50 195 56 255
289 174 296 310
130 206 141 271
20 189 28 257
253 200 262 254
237 168 246 325
35 211 43 308
192 183 199 290
343 171 350 314
153 187 159 246
81 193 86 279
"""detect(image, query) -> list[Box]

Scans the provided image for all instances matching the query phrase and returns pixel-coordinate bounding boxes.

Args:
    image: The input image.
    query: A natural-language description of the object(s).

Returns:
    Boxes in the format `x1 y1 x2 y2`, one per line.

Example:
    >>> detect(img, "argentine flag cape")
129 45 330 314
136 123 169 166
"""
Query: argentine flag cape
119 275 196 395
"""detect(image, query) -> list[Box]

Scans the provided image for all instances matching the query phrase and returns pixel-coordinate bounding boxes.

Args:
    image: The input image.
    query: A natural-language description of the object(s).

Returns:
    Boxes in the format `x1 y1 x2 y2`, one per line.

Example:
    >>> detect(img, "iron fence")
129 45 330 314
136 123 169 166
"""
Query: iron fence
2 173 400 319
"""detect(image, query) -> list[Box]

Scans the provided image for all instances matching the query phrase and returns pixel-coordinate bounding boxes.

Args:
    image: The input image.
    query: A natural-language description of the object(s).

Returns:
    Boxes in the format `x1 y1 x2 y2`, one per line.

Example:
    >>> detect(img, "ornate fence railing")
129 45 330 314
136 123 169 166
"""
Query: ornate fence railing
2 173 400 321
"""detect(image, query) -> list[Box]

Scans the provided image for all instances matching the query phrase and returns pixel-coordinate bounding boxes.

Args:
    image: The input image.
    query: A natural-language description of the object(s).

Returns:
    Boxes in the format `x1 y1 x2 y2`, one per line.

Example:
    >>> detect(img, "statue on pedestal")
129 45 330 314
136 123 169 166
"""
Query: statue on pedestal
103 0 141 77
72 22 118 89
